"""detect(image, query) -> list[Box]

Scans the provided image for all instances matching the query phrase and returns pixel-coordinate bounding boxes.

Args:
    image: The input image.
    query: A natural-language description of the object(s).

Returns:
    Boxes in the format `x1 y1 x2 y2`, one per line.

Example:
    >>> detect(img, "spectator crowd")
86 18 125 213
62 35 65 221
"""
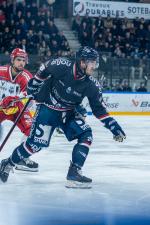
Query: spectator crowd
102 78 148 92
72 14 150 60
0 0 72 60
0 0 149 92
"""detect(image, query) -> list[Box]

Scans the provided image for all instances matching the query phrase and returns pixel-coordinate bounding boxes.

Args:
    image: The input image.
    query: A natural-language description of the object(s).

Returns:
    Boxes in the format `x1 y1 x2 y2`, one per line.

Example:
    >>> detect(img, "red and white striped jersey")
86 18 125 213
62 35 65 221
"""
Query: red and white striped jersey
0 65 33 99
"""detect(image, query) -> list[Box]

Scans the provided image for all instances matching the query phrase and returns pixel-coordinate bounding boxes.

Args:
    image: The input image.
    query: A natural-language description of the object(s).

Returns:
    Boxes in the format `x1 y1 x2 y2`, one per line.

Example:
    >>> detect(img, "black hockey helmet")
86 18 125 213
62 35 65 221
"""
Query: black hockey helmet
76 46 99 68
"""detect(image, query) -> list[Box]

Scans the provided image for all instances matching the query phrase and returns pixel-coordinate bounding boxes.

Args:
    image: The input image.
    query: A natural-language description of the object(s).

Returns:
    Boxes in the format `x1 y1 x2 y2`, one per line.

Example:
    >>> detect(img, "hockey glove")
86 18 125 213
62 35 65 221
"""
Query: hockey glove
27 77 44 99
101 116 126 142
0 96 19 115
0 96 19 108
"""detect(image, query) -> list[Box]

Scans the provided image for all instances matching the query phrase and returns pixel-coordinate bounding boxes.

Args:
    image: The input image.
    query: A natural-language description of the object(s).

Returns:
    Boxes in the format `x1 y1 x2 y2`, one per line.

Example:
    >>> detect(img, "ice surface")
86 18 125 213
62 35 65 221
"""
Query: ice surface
0 116 150 225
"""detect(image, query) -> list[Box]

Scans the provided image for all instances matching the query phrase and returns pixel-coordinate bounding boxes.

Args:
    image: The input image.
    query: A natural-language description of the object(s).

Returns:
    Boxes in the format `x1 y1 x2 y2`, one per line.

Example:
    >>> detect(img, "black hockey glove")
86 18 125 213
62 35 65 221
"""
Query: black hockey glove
27 77 44 99
101 117 126 142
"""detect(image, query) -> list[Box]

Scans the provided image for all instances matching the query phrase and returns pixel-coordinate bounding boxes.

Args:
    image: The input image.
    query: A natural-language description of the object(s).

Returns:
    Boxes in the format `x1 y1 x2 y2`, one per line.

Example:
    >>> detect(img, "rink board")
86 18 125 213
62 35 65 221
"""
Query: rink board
84 92 150 116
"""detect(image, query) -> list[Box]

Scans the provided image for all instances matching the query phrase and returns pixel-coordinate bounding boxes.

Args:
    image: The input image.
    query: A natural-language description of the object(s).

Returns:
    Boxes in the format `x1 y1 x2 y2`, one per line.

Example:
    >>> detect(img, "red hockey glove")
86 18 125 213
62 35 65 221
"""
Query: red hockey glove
0 96 20 115
0 96 19 109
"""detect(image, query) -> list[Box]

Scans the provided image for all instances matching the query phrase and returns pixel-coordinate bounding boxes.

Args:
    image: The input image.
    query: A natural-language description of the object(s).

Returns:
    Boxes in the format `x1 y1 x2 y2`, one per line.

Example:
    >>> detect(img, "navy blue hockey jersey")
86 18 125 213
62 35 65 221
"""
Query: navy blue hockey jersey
35 57 108 119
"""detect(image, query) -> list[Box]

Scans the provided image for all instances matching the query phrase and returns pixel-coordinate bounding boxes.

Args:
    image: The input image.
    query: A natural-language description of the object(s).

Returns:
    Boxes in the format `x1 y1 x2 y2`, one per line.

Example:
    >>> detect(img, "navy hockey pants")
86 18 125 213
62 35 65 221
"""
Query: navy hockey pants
26 103 92 149
11 104 93 168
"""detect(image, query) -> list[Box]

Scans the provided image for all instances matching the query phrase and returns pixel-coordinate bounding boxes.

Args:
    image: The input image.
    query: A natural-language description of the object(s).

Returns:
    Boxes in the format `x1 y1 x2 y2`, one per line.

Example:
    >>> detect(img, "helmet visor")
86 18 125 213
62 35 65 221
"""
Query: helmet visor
85 59 99 69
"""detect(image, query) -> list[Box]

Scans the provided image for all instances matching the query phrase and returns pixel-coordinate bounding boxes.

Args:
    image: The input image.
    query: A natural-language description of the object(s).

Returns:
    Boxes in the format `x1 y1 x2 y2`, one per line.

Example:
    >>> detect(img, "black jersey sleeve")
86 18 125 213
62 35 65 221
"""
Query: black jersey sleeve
35 58 72 80
87 77 109 118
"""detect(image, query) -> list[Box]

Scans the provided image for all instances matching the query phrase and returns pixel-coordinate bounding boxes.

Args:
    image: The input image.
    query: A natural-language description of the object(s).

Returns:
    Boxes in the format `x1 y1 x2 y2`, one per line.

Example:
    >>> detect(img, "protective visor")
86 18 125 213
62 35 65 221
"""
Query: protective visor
84 59 99 69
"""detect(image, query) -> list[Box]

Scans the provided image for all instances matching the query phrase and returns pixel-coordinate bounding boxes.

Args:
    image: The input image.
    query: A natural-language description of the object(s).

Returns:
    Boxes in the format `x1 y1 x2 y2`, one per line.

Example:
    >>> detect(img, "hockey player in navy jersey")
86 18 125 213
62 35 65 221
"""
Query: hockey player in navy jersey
0 46 126 188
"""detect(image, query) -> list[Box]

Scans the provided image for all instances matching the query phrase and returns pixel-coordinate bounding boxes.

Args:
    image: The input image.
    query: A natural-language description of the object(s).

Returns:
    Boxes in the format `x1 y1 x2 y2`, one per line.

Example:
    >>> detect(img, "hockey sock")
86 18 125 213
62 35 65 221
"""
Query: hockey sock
72 143 89 168
10 143 31 164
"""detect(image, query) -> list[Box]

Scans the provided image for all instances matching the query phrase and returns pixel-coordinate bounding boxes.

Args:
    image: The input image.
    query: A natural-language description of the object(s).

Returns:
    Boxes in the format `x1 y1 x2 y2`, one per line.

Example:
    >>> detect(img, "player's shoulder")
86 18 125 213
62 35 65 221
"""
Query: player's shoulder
0 65 10 80
88 76 102 91
88 76 100 86
0 65 9 72
20 69 33 80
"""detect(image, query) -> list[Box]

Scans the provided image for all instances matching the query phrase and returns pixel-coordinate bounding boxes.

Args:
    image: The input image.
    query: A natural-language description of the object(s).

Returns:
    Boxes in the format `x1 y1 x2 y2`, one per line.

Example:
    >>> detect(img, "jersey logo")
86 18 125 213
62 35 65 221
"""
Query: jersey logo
39 64 46 72
51 58 71 67
73 91 81 97
0 80 20 100
66 87 72 94
89 76 102 93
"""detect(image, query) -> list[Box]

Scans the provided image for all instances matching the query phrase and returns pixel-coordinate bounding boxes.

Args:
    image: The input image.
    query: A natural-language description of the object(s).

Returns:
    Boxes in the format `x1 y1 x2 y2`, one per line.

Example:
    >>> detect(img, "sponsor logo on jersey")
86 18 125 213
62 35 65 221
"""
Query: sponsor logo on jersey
51 58 71 67
66 87 82 97
89 76 102 92
0 80 20 100
73 90 82 97
39 63 46 72
66 87 71 94
32 124 52 147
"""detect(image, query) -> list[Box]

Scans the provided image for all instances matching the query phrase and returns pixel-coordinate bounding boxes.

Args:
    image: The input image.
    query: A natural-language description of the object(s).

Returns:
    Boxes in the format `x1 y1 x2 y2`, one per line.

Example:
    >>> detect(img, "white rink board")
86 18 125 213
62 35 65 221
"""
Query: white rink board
83 93 150 115
73 0 150 19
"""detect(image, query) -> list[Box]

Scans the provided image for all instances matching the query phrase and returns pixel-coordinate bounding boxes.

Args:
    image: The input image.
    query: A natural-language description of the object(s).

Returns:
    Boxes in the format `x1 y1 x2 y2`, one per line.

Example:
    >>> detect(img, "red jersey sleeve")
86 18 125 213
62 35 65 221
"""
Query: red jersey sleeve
0 65 10 81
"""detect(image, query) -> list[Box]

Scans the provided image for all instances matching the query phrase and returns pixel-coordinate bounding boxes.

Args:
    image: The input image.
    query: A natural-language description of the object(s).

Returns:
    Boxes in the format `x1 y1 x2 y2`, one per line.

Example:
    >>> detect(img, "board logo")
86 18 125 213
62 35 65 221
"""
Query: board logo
132 99 139 107
74 2 84 14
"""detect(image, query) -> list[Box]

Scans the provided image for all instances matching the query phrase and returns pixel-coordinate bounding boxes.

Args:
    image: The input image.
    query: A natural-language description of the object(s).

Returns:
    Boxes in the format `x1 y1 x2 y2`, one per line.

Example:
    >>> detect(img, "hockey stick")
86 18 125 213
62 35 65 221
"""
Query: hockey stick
0 97 33 152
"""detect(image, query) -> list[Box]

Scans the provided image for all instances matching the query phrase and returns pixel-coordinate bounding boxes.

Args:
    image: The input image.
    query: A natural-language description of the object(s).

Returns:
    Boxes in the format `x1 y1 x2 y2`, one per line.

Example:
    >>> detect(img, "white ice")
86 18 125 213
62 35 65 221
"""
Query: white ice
0 116 150 225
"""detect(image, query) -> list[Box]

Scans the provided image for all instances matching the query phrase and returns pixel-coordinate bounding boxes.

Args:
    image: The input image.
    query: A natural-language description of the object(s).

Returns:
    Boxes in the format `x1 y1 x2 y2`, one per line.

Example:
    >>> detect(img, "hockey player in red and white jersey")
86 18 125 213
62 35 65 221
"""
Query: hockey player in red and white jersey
0 48 38 172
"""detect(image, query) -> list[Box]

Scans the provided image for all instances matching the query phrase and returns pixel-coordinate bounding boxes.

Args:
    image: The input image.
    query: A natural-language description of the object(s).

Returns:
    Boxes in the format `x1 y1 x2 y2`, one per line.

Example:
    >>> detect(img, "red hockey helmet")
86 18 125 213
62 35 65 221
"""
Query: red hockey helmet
10 48 28 64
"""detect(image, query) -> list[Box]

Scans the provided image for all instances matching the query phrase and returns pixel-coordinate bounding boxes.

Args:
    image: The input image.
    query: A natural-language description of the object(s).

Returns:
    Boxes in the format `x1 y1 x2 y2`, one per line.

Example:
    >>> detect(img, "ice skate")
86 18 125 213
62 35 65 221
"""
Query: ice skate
66 161 92 189
15 158 39 172
0 158 13 183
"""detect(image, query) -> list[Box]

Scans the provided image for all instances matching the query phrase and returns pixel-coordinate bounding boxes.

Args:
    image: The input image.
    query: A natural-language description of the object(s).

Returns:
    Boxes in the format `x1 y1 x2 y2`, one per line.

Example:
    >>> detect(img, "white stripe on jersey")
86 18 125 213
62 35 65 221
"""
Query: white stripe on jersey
80 143 90 148
0 67 7 70
22 72 31 81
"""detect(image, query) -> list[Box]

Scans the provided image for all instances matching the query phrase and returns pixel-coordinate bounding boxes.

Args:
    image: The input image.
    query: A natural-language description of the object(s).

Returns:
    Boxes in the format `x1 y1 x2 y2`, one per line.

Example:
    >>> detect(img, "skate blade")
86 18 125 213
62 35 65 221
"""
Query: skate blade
15 166 38 172
65 180 92 189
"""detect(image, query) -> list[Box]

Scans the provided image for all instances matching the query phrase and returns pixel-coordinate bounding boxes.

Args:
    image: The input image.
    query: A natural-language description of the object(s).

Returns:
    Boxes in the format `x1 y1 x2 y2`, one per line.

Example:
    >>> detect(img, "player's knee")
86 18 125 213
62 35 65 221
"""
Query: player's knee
78 130 93 147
